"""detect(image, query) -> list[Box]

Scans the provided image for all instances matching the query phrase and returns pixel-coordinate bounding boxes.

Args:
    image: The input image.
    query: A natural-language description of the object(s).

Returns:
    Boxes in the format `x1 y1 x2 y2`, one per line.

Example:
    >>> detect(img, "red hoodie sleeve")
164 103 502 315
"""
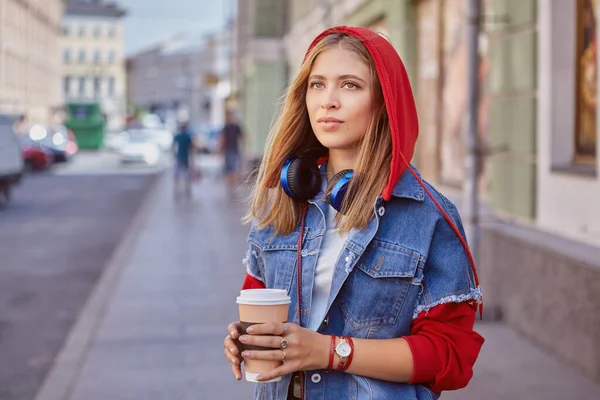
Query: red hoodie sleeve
242 273 266 290
404 301 484 393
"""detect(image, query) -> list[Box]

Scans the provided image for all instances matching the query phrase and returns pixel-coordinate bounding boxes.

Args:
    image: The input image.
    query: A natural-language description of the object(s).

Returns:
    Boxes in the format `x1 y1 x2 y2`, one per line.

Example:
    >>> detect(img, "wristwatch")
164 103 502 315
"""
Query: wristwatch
335 337 352 369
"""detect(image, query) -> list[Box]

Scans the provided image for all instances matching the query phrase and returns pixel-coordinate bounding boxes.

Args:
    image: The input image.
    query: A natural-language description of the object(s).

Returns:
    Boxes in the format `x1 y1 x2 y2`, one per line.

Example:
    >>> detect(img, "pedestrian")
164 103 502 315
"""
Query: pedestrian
223 26 484 399
219 110 244 193
172 122 195 198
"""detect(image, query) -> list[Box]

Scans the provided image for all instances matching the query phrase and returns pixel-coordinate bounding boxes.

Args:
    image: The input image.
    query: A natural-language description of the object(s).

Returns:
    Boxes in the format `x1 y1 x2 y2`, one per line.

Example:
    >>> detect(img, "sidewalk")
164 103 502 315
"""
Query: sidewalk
35 158 600 399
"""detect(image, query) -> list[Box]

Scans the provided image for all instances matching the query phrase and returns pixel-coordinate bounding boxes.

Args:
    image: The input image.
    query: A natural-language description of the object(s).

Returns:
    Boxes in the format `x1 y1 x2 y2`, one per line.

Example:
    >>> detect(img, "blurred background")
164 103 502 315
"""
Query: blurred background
1 0 599 399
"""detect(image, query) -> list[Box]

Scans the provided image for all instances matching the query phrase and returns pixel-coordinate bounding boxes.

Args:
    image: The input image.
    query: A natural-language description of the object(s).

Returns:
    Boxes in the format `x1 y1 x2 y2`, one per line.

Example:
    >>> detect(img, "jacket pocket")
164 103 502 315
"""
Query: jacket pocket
338 240 423 329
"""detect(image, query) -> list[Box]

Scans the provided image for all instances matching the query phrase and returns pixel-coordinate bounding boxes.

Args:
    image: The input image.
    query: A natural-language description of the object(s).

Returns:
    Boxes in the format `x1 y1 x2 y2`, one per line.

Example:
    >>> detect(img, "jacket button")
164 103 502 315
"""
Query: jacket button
311 373 322 383
378 206 385 216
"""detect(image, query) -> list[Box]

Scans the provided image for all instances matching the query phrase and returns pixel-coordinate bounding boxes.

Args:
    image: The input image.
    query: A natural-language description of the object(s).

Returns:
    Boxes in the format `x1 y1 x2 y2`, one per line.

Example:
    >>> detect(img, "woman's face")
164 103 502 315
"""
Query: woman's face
305 46 374 153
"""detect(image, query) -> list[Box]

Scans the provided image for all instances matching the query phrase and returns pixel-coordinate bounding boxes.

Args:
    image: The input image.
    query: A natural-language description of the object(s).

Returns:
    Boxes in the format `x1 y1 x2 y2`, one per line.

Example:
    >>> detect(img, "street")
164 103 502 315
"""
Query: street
0 167 158 400
35 153 254 400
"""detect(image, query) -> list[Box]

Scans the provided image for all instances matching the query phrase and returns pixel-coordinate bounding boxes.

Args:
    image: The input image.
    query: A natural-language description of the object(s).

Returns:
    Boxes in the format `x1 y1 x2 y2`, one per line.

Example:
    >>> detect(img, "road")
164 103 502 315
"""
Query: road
0 171 158 400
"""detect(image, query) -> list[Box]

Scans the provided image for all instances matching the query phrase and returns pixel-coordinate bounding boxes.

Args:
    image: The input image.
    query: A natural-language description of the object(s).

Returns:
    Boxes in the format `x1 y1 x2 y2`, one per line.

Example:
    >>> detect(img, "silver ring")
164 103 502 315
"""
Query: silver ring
281 350 286 361
282 323 288 335
280 338 289 349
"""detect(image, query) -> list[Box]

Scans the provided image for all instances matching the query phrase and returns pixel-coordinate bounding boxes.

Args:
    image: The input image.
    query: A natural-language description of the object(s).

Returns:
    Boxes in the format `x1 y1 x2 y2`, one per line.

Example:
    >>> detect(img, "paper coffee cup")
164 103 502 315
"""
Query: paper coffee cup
237 289 291 383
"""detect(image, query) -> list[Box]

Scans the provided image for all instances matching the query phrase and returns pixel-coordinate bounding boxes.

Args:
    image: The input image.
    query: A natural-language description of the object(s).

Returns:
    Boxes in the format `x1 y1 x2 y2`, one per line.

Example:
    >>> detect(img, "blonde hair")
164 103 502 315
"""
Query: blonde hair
245 32 392 234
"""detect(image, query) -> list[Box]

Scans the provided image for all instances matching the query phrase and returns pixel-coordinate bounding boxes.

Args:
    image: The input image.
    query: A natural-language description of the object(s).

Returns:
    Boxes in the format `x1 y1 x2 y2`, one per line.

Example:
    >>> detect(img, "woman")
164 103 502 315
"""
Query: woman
223 26 484 399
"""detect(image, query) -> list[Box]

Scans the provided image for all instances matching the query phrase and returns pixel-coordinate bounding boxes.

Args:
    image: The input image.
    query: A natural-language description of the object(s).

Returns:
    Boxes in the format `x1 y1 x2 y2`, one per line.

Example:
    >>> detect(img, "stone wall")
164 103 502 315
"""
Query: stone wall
480 221 600 383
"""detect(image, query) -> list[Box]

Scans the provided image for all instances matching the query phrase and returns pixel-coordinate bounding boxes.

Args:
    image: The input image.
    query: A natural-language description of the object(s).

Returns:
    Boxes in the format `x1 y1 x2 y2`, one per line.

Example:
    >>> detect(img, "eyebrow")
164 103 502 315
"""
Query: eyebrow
308 74 367 83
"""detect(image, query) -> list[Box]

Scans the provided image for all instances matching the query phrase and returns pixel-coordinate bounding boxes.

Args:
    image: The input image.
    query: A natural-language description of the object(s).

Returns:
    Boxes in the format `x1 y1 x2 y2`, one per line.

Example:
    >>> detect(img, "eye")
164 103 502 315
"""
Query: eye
309 81 324 89
343 82 359 89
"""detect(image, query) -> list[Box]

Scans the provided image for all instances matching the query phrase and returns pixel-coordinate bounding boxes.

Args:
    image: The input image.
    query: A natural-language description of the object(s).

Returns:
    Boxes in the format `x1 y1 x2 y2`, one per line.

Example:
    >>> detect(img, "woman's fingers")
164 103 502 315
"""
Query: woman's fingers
241 349 289 361
246 321 291 335
227 321 241 340
223 322 244 381
239 334 283 349
224 335 241 356
224 348 243 380
231 364 242 381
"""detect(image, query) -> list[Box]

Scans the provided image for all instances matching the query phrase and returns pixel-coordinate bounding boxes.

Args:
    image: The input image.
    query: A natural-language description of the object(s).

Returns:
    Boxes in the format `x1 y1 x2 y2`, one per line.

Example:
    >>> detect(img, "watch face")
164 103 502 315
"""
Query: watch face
336 342 351 357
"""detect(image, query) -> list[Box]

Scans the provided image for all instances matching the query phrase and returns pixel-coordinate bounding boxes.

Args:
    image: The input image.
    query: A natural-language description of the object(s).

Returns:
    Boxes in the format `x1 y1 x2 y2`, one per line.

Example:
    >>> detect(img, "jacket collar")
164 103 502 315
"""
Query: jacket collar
389 165 425 202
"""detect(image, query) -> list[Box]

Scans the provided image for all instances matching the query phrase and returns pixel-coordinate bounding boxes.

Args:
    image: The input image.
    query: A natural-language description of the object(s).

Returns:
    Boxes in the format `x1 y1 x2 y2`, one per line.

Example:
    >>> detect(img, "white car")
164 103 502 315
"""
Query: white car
0 114 24 202
118 130 161 165
145 128 173 151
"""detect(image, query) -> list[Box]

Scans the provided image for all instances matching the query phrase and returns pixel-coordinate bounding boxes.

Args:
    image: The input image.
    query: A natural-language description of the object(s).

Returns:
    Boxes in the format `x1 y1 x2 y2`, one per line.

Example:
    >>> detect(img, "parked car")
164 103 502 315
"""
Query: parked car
104 130 128 152
117 130 161 165
20 137 53 171
29 124 78 163
126 117 173 151
146 127 174 151
0 114 24 203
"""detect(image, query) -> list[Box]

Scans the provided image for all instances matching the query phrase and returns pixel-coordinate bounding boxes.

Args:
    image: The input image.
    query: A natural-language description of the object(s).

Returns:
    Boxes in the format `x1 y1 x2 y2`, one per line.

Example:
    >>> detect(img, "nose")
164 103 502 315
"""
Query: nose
320 90 340 109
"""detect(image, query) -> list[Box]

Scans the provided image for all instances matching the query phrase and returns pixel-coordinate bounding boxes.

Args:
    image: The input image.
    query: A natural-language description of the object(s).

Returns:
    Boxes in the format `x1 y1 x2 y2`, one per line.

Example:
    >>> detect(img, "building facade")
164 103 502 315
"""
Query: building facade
127 33 218 133
233 0 288 163
61 0 127 130
0 0 65 125
480 0 600 384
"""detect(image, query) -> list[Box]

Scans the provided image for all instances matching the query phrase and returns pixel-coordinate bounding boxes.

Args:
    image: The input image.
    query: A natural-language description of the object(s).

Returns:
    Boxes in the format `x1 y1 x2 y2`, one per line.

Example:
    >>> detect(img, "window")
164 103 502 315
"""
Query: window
63 49 71 64
108 25 116 38
64 76 72 96
63 24 70 36
78 49 86 64
575 0 597 162
108 76 115 97
94 77 102 98
94 24 101 38
107 50 116 64
78 77 86 96
78 25 85 37
93 49 101 64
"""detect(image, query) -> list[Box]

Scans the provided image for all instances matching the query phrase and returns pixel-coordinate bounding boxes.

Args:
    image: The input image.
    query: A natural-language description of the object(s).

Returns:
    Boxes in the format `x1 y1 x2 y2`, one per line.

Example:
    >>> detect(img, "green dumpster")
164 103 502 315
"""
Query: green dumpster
64 103 105 150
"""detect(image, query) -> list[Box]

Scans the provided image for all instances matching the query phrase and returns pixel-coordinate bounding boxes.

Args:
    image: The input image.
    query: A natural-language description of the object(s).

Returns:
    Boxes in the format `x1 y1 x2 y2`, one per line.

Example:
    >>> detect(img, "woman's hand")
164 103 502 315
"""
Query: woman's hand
239 321 330 382
223 321 244 380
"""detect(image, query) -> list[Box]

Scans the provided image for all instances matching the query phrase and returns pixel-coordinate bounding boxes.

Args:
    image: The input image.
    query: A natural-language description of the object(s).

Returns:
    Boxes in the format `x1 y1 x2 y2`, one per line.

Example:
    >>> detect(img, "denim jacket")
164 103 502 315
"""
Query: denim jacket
244 165 482 400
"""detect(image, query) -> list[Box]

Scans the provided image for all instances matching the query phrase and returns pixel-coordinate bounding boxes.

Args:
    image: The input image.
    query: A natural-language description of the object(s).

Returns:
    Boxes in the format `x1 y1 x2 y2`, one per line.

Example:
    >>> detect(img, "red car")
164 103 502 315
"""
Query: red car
21 138 53 171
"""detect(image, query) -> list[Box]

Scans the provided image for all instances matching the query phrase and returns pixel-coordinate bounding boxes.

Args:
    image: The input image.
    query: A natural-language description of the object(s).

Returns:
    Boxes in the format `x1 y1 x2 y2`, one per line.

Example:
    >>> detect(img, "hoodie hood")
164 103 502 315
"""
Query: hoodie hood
305 26 418 201
305 27 482 315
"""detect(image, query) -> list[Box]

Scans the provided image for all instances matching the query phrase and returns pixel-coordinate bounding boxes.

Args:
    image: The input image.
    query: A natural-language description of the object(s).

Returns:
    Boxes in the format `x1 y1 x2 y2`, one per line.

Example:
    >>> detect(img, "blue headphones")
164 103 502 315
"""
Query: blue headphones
280 152 354 212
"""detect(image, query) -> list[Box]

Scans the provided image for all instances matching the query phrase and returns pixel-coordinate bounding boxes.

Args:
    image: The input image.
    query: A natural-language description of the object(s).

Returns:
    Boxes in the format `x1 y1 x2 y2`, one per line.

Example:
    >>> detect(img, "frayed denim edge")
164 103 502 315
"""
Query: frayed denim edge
242 251 264 283
412 286 483 320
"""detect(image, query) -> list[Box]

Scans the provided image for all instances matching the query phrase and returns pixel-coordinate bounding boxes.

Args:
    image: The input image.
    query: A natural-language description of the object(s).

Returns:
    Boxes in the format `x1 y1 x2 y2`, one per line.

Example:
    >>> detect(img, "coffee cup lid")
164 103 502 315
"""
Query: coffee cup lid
236 289 291 305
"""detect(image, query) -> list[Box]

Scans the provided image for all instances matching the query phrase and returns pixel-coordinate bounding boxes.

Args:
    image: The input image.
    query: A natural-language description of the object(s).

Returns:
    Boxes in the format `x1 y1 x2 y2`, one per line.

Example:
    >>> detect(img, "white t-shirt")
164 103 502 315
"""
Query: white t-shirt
307 205 348 331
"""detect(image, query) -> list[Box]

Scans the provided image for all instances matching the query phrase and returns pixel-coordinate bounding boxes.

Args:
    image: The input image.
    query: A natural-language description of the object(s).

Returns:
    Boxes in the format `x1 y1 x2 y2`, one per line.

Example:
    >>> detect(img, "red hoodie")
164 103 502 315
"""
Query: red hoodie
244 26 483 393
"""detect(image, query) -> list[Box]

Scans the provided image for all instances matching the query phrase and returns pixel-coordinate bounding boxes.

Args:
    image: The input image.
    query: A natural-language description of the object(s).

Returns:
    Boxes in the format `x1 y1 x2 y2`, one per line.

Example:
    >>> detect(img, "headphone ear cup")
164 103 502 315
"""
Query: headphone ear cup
282 157 322 201
326 169 354 212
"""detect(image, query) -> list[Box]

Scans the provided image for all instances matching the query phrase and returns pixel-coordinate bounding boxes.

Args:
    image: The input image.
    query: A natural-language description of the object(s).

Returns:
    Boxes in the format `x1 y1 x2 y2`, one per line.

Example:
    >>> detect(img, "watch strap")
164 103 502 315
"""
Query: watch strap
327 335 336 370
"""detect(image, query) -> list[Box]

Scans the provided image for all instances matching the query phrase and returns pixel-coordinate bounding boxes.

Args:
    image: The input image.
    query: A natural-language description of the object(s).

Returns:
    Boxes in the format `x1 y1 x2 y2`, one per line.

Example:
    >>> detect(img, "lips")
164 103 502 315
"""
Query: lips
316 117 344 132
317 117 344 123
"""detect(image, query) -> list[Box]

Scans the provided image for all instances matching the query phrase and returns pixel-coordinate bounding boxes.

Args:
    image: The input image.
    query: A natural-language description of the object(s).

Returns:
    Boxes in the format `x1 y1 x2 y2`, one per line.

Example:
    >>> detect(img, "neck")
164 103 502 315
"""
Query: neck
327 148 357 179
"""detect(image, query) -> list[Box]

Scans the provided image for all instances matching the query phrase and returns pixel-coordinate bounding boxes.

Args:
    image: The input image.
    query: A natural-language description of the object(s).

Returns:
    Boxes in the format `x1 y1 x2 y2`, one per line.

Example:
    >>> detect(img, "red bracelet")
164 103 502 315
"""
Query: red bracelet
327 335 336 370
340 337 354 372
